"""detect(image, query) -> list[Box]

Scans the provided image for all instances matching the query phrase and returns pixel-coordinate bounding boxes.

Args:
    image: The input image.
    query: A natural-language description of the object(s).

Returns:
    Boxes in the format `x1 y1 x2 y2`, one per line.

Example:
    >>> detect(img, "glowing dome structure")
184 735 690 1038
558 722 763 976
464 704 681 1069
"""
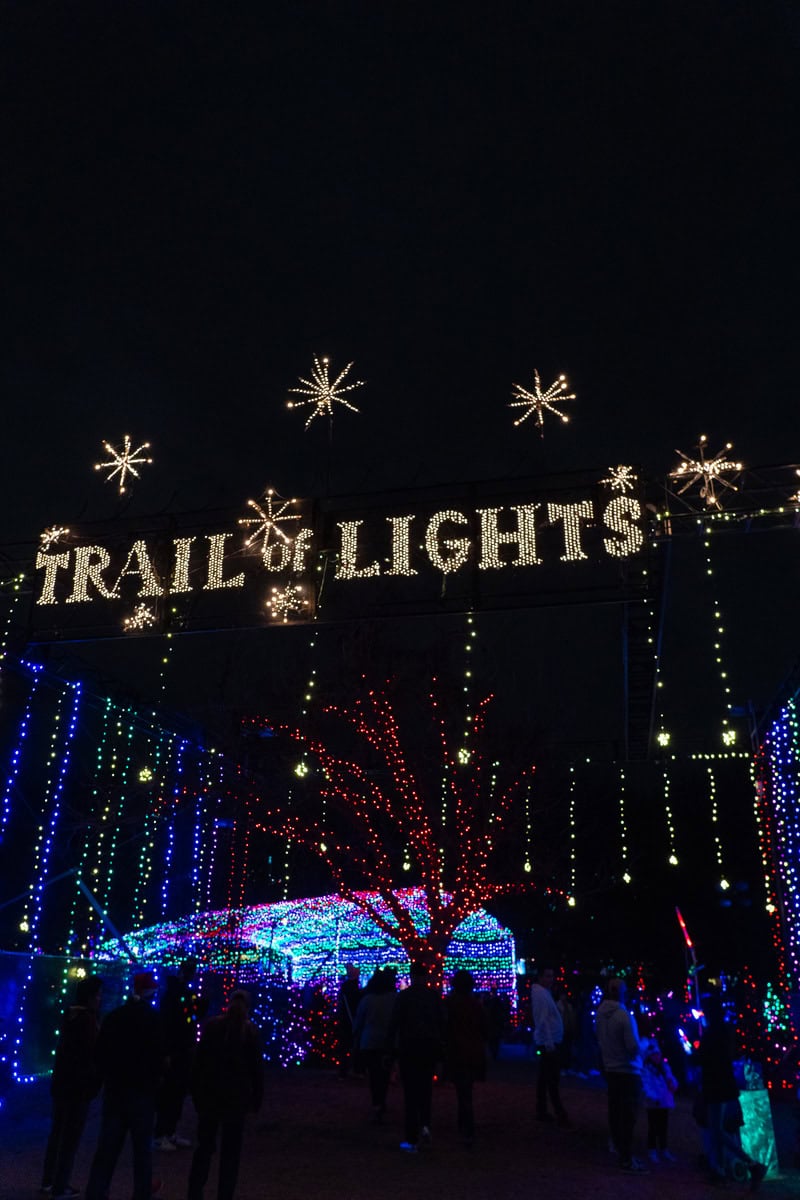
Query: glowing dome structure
98 888 517 997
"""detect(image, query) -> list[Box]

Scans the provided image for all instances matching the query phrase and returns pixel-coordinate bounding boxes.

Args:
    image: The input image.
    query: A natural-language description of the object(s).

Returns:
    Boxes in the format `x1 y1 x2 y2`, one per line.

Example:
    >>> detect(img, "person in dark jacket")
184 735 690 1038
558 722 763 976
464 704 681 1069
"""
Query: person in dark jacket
353 968 397 1122
154 957 201 1150
41 974 103 1200
85 970 166 1200
444 970 488 1147
336 962 361 1078
187 989 263 1200
387 960 446 1154
698 990 766 1189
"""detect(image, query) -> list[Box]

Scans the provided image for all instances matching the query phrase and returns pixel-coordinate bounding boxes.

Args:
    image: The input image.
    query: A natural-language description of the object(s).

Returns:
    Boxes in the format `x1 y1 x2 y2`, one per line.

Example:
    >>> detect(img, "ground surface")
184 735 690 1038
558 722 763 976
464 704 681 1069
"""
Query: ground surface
2 1058 799 1200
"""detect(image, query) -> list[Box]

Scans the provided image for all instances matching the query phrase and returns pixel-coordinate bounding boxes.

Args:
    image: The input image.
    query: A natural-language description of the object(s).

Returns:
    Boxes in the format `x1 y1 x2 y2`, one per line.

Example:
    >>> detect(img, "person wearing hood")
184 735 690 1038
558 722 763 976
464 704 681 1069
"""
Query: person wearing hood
595 977 645 1174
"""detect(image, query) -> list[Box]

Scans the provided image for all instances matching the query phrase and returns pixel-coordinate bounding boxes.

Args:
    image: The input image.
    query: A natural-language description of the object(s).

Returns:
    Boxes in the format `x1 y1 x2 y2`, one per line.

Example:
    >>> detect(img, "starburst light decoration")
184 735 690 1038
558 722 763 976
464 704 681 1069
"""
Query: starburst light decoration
509 369 575 434
287 355 364 429
669 435 743 509
94 435 153 494
600 465 638 493
39 526 70 551
267 583 309 623
123 603 157 633
239 488 301 560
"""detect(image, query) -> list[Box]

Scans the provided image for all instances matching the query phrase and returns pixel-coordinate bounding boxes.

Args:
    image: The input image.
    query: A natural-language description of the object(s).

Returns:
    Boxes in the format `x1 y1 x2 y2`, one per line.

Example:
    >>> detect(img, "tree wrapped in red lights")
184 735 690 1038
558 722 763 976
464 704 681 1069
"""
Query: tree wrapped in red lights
255 683 549 984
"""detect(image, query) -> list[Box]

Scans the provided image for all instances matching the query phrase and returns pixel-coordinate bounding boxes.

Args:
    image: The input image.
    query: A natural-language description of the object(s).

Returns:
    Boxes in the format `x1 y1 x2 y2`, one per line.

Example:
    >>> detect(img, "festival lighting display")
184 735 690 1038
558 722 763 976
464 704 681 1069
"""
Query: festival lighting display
123 602 157 632
287 355 364 428
0 657 252 1081
600 465 638 493
267 583 310 623
239 488 301 564
253 686 542 981
96 889 518 1002
669 436 742 509
39 527 70 551
757 698 800 991
509 369 575 433
94 434 153 494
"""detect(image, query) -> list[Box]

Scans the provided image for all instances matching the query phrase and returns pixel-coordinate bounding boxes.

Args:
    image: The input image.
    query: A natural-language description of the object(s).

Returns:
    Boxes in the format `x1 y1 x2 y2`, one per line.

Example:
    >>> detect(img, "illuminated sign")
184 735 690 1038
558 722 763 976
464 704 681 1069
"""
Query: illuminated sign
28 475 650 637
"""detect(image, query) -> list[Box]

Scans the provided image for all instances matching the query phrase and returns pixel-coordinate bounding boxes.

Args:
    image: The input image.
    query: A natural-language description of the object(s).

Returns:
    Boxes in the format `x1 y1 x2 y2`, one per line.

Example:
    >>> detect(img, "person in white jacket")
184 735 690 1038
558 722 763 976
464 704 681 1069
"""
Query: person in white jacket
595 978 645 1173
530 967 570 1127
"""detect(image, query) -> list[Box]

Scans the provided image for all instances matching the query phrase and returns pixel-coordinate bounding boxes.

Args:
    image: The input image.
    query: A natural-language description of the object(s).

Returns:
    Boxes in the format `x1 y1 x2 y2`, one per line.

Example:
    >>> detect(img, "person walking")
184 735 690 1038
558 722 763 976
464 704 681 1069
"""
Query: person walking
85 971 166 1200
41 974 103 1200
352 968 397 1122
336 962 361 1078
154 957 202 1151
187 990 263 1200
444 970 488 1147
595 977 646 1173
387 961 446 1154
530 966 571 1128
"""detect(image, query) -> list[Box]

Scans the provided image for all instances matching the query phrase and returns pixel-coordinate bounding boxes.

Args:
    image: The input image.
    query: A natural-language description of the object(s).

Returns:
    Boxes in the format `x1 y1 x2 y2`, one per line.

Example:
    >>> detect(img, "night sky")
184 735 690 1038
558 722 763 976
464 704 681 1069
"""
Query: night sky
2 3 799 962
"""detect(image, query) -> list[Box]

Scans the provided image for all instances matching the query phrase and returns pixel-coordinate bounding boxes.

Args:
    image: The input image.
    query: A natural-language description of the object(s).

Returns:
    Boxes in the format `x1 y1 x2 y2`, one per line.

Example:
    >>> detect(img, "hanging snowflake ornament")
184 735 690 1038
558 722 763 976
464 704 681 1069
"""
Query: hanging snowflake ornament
95 434 153 494
509 369 575 434
123 602 157 632
287 355 364 428
239 488 301 560
600 465 638 493
267 583 309 623
39 526 70 551
669 435 743 509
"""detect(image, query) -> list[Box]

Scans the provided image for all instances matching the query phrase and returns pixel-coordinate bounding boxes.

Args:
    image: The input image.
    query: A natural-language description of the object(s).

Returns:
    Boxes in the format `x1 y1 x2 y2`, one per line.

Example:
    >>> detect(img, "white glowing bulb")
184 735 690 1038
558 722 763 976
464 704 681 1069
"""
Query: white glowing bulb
656 731 671 747
294 762 309 778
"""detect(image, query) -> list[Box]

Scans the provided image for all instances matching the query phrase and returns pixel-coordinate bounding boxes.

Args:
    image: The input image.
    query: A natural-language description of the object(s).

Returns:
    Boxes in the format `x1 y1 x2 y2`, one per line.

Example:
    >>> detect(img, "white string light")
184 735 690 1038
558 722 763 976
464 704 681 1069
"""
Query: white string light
94 434 153 494
123 603 157 633
287 355 365 428
509 369 575 434
267 583 310 623
547 501 593 562
600 465 638 493
670 435 742 509
239 488 301 565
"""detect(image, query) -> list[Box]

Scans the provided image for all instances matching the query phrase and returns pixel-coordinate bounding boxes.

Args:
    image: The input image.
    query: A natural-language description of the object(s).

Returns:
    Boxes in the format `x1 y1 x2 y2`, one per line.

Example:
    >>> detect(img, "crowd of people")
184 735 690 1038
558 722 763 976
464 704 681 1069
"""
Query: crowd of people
38 958 770 1200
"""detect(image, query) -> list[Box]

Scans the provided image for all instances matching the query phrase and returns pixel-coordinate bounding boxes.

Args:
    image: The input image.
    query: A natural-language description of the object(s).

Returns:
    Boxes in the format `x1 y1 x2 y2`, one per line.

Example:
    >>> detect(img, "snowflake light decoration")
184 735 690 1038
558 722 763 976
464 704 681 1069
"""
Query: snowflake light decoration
123 602 157 633
600 465 638 493
267 583 309 624
39 526 70 551
669 435 743 509
287 355 364 428
95 434 153 494
239 488 301 559
509 369 575 434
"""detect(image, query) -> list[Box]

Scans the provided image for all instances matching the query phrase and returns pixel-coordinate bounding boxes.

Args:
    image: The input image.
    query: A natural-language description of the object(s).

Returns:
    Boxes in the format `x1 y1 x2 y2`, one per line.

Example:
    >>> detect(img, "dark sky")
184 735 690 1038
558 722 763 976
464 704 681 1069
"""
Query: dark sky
2 1 798 750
